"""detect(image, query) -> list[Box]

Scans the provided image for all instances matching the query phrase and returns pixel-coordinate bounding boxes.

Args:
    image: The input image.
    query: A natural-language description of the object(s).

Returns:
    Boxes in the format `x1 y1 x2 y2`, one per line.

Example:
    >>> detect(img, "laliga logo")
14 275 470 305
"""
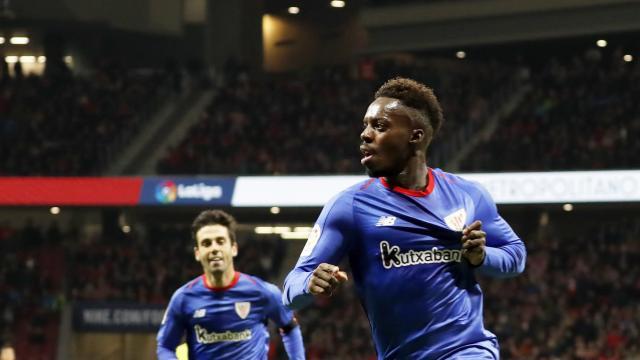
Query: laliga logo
156 181 178 203
155 181 223 203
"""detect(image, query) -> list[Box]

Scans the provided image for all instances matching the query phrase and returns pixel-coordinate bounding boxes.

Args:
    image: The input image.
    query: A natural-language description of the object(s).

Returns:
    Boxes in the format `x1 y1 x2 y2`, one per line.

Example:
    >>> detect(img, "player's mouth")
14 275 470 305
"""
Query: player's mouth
360 146 376 165
209 256 224 266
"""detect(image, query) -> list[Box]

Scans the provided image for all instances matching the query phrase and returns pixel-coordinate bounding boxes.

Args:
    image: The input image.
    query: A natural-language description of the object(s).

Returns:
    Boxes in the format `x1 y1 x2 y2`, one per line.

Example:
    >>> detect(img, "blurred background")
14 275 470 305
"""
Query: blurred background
1 0 639 359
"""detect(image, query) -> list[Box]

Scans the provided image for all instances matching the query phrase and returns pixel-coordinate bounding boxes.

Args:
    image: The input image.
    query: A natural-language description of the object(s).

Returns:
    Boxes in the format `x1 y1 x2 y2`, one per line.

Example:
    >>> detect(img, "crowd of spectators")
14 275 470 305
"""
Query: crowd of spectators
2 48 638 176
482 216 640 359
461 48 640 172
156 58 515 175
0 221 65 360
0 59 175 175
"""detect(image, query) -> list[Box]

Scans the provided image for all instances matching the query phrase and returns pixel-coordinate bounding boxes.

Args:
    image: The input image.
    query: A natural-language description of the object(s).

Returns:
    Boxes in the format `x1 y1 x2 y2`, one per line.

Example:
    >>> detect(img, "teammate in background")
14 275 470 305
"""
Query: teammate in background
283 77 526 359
157 210 305 360
0 342 16 360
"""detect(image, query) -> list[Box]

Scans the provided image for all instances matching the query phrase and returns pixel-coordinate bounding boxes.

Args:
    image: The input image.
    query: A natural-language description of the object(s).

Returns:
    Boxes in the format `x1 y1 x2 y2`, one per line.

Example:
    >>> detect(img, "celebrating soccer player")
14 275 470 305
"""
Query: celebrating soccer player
157 210 305 359
283 77 526 359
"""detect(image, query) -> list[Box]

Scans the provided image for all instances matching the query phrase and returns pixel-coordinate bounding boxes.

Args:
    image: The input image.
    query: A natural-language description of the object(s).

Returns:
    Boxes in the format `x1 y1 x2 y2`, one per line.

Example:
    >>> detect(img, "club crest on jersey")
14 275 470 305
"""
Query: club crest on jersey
444 209 467 231
235 302 251 319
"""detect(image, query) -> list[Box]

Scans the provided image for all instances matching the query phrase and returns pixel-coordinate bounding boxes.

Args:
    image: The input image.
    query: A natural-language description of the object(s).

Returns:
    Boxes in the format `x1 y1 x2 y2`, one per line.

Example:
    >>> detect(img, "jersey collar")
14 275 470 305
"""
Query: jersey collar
202 272 240 292
380 167 435 197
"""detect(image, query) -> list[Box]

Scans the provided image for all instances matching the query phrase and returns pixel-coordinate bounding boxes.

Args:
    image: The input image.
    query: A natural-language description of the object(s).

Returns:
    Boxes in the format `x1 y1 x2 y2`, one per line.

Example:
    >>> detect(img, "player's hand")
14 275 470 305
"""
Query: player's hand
307 263 348 297
461 220 486 266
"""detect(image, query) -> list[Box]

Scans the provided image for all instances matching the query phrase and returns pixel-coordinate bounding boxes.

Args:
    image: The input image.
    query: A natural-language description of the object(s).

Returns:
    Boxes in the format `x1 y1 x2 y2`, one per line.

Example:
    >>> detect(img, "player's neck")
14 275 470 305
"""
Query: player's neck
386 157 428 191
205 267 236 288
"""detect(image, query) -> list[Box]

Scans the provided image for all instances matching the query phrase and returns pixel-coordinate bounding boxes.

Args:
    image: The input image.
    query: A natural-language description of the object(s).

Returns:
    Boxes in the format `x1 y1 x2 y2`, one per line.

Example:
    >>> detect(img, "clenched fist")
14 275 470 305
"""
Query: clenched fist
461 220 486 266
307 263 348 297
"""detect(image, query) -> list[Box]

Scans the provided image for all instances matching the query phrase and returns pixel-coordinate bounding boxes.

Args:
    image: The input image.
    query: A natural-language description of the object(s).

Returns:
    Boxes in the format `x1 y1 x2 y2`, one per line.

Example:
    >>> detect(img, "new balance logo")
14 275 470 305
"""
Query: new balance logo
376 216 396 226
193 309 206 318
379 241 462 269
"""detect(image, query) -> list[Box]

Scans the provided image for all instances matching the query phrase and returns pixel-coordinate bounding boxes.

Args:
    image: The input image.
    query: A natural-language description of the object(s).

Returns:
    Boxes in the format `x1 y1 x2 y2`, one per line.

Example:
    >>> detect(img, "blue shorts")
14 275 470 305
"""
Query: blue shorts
439 339 500 360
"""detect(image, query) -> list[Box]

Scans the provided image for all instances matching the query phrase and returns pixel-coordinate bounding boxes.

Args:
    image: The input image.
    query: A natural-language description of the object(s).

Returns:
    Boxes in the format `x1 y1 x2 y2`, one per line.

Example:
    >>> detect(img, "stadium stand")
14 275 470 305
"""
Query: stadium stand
0 60 175 176
461 48 640 172
156 59 518 175
482 217 640 359
0 221 64 360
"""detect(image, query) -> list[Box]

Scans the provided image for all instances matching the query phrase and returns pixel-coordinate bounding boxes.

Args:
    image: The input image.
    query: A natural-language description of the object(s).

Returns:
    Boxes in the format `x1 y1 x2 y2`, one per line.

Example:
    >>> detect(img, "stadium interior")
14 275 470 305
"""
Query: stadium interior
1 0 639 359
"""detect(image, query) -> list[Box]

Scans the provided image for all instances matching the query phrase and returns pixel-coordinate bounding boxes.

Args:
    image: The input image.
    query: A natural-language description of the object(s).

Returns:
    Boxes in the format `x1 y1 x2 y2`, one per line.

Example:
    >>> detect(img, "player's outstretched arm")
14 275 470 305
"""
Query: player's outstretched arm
283 192 355 309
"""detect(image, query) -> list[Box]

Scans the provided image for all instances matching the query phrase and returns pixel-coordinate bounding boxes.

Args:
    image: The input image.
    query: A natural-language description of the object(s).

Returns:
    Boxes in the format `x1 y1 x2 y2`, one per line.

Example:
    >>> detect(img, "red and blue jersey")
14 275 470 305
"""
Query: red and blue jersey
283 167 526 360
158 272 294 360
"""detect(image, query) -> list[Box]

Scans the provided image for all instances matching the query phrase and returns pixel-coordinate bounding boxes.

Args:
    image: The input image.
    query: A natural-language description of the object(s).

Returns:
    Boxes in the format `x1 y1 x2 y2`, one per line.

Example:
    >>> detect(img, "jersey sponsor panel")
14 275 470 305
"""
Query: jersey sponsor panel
379 241 462 269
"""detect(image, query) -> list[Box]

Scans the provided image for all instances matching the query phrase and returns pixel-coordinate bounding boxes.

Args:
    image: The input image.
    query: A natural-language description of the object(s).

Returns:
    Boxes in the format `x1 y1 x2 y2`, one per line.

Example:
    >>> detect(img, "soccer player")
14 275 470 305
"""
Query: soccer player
283 77 526 359
157 210 305 359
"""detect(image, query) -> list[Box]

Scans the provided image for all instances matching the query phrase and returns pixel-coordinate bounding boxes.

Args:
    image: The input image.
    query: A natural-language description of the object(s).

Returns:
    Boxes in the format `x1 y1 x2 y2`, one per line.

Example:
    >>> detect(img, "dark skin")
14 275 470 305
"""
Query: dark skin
307 97 486 297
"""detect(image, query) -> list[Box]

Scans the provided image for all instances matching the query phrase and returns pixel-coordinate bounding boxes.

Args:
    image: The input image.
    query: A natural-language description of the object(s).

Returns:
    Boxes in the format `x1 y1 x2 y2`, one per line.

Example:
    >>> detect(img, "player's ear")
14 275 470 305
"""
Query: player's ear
231 242 238 258
410 128 425 144
194 246 200 261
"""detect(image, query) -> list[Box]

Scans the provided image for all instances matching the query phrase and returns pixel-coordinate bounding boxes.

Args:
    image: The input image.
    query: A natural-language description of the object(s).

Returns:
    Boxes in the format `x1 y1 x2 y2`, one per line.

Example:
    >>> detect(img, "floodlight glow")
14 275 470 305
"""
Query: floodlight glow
10 36 29 45
19 56 36 63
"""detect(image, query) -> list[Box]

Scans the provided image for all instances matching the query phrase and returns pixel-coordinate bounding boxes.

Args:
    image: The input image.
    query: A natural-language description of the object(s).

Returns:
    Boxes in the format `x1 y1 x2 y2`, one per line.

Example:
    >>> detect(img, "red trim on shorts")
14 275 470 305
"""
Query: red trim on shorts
202 272 240 292
380 168 435 197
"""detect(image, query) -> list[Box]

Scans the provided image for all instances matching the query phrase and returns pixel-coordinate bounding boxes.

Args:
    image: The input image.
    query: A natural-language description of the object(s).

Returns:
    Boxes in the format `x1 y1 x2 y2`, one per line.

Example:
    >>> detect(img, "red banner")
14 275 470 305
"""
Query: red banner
0 177 143 205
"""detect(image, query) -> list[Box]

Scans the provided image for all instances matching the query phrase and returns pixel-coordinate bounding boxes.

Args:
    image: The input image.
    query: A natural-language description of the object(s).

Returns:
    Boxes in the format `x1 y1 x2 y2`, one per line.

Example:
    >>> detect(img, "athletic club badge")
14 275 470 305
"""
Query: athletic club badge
235 302 251 319
444 208 467 231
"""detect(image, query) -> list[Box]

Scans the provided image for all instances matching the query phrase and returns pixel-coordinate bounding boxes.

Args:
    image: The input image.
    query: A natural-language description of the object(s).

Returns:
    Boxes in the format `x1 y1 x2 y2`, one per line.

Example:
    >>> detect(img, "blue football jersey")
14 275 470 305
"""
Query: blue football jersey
283 168 526 360
158 272 294 360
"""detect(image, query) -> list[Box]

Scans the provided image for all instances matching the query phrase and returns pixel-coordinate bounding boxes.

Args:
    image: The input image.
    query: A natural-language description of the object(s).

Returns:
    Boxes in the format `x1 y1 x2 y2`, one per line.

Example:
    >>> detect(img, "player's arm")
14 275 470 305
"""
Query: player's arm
264 283 305 359
280 318 305 360
282 192 354 310
156 291 187 360
465 183 526 278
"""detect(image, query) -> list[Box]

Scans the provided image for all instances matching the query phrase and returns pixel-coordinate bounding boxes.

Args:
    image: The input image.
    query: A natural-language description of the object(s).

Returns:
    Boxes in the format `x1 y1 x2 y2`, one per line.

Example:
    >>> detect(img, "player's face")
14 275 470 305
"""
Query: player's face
194 225 237 276
360 97 414 177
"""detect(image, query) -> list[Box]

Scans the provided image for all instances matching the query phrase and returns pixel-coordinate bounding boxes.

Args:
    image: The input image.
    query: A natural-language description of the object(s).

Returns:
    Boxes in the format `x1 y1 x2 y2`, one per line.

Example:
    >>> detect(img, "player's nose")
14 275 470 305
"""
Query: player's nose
360 126 373 143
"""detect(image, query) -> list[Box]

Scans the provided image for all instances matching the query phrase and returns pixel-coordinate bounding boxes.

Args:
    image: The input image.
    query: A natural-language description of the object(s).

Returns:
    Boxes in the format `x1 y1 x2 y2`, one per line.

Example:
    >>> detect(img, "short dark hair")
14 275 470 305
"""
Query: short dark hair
191 210 237 245
374 77 444 139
